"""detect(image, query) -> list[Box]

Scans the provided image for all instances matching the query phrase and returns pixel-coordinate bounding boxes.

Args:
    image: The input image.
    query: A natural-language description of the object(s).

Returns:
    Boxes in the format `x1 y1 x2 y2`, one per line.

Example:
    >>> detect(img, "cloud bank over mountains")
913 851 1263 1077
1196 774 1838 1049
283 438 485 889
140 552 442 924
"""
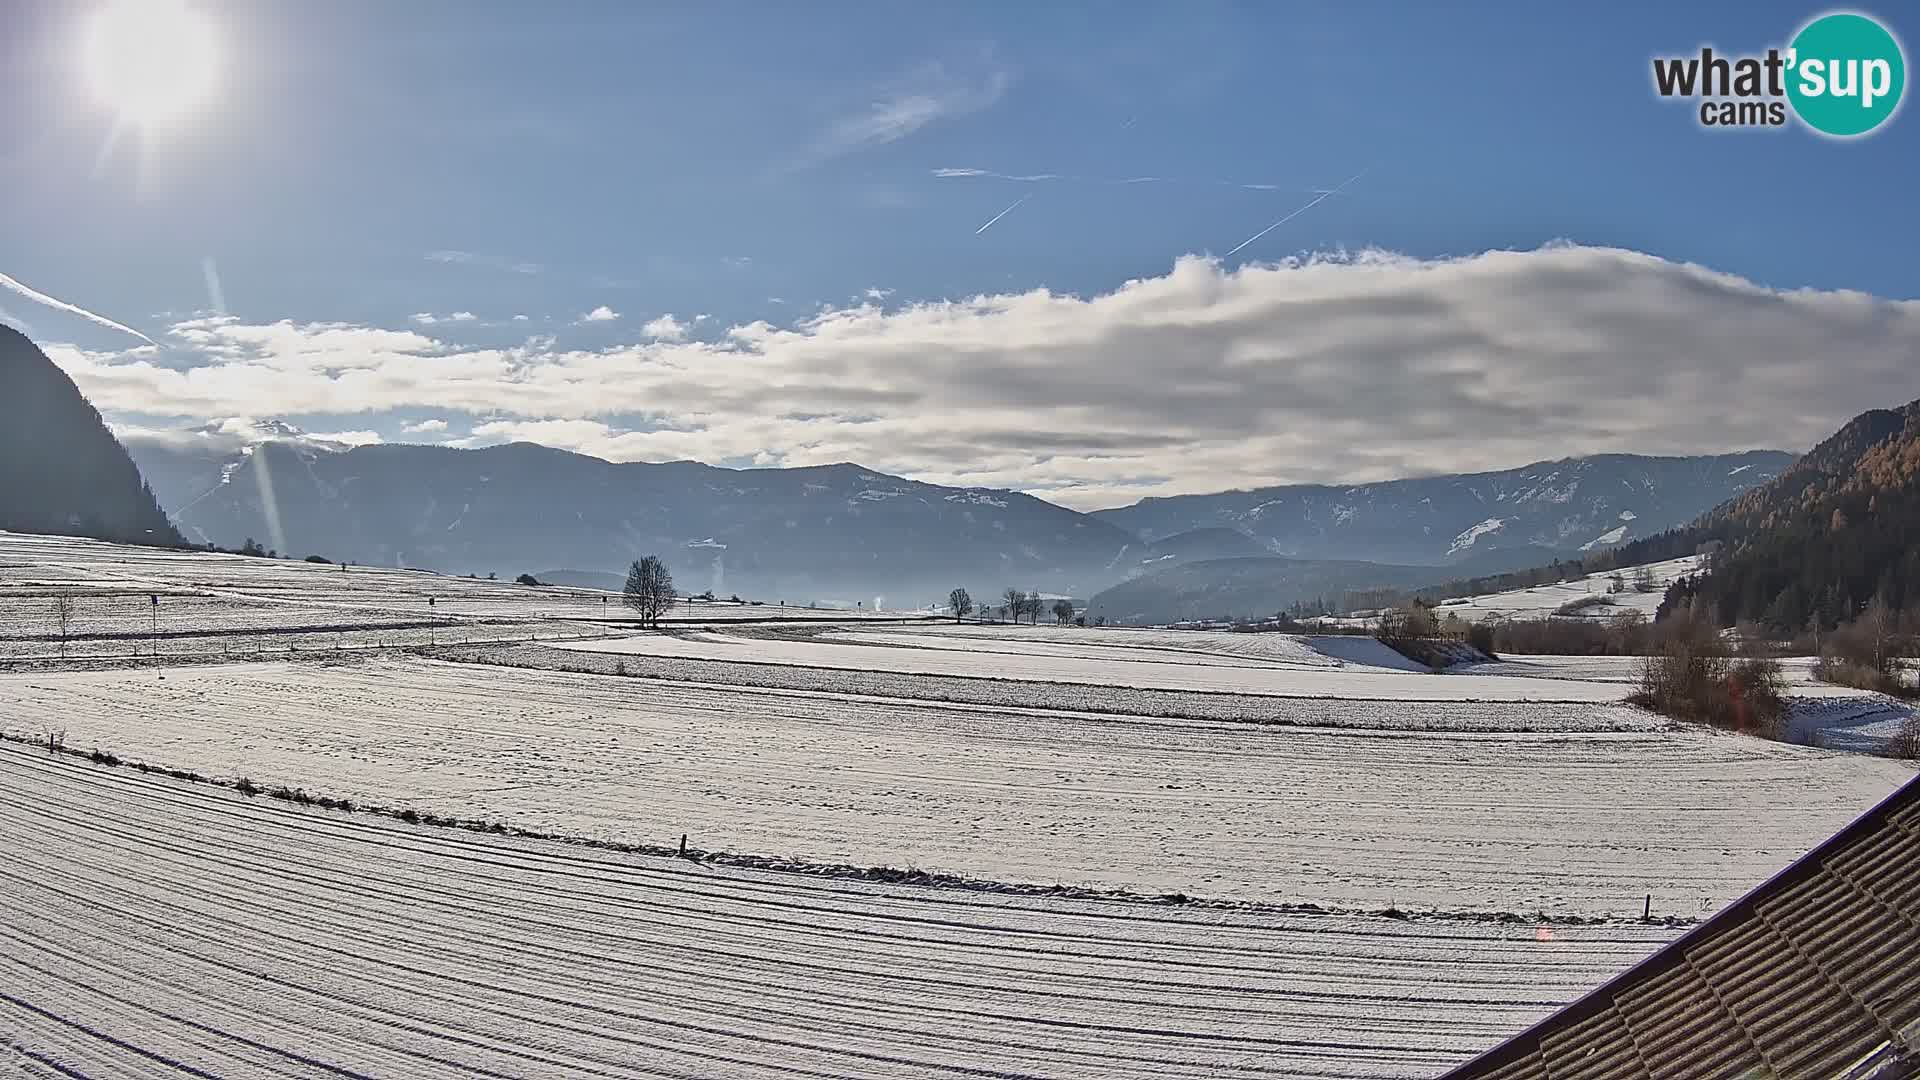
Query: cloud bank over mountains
41 244 1920 509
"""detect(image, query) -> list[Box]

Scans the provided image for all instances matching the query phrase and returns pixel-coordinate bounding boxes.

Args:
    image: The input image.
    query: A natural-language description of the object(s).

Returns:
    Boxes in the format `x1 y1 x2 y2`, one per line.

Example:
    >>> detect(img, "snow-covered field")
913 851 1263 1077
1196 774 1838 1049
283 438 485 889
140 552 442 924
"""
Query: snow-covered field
2 532 1913 1075
0 531 926 660
557 627 1630 702
3 655 1908 917
0 742 1687 1079
1430 556 1702 623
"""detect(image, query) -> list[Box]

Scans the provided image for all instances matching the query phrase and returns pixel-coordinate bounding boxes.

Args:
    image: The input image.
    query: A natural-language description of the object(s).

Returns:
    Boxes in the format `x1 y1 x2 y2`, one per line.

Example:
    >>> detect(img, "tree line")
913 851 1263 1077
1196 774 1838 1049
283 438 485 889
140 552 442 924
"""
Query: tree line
944 587 1076 625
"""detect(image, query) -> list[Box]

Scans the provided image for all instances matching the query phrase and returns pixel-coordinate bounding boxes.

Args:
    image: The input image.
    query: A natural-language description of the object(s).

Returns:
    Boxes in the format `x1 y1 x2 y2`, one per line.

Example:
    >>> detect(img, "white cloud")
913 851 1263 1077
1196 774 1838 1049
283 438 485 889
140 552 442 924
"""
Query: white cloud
305 429 384 447
426 250 542 275
642 314 689 342
413 311 478 325
790 59 1011 170
577 305 620 324
512 314 529 321
402 418 449 435
863 287 894 301
49 245 1920 509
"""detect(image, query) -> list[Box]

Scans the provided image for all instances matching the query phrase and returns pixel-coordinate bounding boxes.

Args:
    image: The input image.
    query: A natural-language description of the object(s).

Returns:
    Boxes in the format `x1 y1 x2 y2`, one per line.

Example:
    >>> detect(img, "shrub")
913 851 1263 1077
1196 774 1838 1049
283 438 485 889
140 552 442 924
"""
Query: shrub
515 573 544 586
1630 603 1786 738
1728 657 1789 739
1553 595 1615 616
236 777 260 796
304 554 331 564
1466 622 1498 659
1493 612 1654 656
1814 655 1896 693
1886 714 1920 760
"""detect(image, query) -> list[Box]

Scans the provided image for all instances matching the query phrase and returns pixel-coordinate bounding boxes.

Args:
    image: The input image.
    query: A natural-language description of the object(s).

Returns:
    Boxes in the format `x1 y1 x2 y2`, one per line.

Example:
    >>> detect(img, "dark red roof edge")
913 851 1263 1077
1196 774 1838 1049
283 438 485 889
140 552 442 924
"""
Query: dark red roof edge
1434 770 1920 1079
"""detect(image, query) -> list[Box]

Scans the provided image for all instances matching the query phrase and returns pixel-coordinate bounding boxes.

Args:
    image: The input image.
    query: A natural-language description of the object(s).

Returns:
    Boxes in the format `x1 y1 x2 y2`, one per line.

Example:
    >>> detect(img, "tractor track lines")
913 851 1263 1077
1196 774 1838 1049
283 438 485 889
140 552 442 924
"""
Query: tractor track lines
0 744 1677 1078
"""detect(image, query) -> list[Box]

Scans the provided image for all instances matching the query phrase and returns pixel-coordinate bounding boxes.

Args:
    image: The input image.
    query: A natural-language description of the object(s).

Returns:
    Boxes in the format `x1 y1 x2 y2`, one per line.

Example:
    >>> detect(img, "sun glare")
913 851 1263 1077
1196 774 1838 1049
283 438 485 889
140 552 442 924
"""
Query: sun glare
83 0 220 130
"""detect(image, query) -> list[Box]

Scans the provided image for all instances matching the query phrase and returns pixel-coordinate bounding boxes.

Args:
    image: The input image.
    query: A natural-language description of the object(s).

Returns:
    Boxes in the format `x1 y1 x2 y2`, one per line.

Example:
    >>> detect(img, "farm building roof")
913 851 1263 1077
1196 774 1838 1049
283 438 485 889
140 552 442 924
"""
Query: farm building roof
1438 772 1920 1080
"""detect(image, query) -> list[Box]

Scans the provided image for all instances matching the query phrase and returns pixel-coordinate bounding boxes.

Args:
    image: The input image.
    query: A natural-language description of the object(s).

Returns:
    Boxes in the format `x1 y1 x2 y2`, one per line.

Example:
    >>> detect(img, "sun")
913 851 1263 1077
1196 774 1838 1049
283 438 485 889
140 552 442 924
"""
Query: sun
83 0 221 131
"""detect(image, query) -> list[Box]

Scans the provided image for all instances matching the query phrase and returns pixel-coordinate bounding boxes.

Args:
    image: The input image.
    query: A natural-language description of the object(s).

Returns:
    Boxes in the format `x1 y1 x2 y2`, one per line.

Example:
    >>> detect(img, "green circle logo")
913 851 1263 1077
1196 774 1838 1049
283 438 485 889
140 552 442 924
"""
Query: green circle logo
1787 12 1906 137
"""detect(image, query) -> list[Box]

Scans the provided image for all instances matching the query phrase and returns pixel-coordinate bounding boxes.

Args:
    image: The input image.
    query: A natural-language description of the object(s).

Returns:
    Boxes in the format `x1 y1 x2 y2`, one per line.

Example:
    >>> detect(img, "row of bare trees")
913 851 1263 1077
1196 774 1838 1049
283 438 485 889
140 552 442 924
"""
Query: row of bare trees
945 587 1074 625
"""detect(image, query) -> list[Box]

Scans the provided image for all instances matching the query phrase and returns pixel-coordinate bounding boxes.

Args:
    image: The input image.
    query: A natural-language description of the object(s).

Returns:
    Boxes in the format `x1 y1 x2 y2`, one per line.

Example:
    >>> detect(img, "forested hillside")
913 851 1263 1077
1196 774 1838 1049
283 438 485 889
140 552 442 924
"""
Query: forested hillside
1660 400 1920 629
0 326 181 547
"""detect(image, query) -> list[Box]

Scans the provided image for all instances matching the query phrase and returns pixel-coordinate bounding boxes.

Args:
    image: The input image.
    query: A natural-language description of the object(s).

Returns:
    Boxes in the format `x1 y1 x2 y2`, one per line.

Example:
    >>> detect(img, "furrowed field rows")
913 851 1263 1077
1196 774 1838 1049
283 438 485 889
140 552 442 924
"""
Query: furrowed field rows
814 626 1355 670
555 630 1629 702
435 642 1666 731
0 743 1681 1079
2 655 1907 916
0 619 596 663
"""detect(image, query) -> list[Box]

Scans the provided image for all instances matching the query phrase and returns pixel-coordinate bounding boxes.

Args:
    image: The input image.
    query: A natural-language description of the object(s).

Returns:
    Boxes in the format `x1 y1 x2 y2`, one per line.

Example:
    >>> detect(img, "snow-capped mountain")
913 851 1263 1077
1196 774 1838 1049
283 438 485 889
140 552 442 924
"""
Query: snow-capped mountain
1091 452 1793 566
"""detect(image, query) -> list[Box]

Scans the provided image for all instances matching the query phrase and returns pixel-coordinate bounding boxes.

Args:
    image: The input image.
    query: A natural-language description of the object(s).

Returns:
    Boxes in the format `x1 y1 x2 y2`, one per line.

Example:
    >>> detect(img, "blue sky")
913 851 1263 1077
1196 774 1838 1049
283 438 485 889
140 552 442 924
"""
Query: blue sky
3 1 1917 507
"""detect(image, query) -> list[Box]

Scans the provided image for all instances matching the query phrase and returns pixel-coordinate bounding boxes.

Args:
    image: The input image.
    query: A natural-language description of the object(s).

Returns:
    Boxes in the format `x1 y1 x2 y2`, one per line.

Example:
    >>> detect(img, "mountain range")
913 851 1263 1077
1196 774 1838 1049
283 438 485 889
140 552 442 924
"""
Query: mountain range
125 428 1135 605
0 329 1800 615
124 419 1791 614
1091 451 1793 565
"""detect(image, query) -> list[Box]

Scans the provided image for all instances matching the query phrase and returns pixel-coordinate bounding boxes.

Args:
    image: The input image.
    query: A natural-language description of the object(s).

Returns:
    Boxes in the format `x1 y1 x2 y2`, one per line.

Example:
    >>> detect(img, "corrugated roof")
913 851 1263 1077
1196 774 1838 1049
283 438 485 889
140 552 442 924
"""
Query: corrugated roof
1438 773 1920 1080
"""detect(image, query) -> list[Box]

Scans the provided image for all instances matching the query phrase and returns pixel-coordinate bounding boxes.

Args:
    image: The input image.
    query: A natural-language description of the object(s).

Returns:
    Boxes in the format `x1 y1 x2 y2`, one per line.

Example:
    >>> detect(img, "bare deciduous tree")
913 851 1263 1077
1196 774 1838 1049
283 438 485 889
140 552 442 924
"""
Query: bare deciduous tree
623 556 676 629
1025 590 1043 625
1051 599 1074 625
948 588 973 622
1002 587 1024 625
51 594 75 659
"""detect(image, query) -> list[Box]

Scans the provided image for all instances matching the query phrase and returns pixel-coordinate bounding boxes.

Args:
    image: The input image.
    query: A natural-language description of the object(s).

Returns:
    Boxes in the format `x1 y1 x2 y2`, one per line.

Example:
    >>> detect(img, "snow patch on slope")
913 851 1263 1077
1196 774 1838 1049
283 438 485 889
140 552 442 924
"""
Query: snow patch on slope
1580 525 1628 551
944 491 1009 508
1448 517 1508 555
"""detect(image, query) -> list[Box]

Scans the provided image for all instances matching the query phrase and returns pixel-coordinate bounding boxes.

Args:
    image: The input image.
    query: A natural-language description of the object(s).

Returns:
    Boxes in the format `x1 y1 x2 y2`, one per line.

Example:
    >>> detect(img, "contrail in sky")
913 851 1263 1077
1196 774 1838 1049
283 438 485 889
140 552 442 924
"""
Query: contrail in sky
0 270 157 345
974 194 1032 235
201 257 227 315
1223 168 1368 258
935 167 1319 192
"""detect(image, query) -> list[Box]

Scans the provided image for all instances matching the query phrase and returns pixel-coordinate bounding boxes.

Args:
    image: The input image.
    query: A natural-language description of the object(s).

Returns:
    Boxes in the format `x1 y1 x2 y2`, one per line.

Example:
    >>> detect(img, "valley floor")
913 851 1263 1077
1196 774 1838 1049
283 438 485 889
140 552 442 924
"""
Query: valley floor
2 652 1906 917
1 532 1913 1077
